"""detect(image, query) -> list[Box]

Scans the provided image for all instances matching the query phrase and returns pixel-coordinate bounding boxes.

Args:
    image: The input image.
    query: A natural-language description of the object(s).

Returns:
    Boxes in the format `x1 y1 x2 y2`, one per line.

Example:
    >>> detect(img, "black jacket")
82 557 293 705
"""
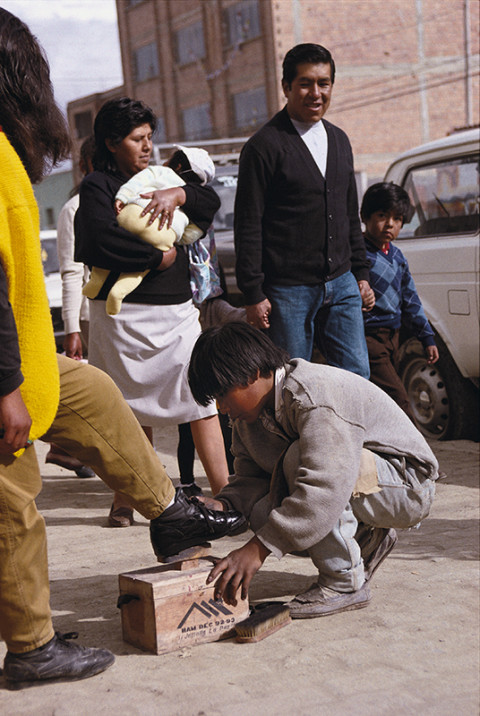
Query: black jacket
234 108 369 305
75 169 220 305
0 262 23 397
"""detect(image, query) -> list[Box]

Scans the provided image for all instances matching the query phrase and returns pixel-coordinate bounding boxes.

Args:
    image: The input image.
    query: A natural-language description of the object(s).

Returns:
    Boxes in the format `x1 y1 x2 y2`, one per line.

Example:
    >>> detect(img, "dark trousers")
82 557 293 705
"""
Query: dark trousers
365 328 416 423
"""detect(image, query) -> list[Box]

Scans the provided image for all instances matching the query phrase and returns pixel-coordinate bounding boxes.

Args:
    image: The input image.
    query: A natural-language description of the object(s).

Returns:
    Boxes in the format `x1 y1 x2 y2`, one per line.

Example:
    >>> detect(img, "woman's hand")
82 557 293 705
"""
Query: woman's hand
206 536 271 605
0 387 32 454
140 187 187 229
158 246 177 272
63 332 84 360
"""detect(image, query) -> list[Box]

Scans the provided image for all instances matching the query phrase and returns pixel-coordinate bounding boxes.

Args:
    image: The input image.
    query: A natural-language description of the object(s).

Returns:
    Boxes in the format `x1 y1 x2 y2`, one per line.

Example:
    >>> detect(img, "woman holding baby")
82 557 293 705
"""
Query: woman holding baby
75 97 229 526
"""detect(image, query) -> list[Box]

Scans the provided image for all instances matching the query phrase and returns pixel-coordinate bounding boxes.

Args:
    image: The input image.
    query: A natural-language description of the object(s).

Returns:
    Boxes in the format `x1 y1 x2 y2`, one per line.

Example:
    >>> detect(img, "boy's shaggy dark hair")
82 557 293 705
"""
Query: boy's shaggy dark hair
282 43 335 86
93 97 156 172
361 182 414 225
188 323 289 406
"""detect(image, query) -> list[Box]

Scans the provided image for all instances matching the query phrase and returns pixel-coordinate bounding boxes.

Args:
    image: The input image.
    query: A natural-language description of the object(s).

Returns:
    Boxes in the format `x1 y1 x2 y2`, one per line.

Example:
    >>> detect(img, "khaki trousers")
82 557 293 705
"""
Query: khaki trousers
0 355 175 653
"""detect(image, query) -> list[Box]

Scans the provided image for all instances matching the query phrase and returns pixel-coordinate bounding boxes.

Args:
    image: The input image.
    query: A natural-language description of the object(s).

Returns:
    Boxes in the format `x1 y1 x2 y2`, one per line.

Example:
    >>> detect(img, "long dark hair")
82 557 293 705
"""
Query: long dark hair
93 97 157 172
0 8 71 183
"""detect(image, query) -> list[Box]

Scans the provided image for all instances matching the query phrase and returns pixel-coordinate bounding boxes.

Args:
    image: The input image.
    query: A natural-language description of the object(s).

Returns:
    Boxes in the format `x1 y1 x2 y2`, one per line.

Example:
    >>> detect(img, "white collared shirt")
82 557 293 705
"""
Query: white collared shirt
259 365 287 436
290 118 328 177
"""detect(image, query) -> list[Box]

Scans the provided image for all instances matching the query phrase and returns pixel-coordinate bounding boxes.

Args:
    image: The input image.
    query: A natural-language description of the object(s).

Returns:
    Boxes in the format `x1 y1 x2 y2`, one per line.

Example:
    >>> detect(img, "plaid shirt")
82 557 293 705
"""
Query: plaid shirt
363 238 435 347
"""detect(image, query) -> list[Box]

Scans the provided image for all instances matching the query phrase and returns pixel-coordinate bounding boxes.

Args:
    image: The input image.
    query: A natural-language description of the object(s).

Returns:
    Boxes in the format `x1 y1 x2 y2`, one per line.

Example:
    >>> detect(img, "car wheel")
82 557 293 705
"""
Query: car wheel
399 338 478 441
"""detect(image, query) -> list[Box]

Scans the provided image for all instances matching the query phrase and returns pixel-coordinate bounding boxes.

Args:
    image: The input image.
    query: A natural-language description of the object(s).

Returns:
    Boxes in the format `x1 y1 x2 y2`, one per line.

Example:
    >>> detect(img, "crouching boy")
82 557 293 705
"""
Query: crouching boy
188 322 439 618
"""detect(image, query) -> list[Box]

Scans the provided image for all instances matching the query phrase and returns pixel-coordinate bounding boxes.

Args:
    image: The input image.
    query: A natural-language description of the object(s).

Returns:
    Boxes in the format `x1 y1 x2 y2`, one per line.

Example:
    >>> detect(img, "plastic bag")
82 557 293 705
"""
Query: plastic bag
188 229 223 305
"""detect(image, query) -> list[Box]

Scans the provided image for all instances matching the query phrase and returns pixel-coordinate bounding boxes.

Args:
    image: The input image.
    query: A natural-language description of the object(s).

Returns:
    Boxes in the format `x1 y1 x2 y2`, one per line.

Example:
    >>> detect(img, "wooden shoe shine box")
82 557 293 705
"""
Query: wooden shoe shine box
118 559 249 654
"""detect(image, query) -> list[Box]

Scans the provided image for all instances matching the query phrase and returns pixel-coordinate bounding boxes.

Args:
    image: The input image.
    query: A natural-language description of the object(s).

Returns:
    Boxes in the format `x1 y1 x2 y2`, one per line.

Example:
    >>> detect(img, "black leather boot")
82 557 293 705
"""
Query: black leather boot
150 487 247 559
3 631 115 690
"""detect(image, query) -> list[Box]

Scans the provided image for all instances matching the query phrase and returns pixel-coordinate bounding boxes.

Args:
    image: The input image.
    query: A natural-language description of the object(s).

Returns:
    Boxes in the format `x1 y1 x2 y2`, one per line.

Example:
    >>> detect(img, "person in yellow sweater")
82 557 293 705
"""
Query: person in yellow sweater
0 8 245 690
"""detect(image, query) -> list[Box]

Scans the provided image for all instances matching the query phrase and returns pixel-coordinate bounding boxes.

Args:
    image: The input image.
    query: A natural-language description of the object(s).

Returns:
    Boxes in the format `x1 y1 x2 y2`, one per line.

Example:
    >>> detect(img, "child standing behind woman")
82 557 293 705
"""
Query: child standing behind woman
361 182 439 421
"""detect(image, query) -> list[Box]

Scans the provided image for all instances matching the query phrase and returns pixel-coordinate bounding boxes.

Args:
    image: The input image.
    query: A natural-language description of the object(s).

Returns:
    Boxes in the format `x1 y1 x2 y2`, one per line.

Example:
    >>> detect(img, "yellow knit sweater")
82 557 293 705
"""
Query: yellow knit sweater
0 132 60 442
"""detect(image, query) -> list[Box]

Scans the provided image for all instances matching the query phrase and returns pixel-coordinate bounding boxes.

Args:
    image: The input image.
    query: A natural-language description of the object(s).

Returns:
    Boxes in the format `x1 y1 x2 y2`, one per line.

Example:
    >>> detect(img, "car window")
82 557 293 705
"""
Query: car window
211 173 237 232
398 153 479 239
40 238 60 275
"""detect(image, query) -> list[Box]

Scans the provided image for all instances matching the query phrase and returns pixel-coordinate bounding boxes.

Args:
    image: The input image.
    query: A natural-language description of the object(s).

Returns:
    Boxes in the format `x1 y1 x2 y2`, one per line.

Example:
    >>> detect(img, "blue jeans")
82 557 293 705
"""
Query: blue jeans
265 272 370 378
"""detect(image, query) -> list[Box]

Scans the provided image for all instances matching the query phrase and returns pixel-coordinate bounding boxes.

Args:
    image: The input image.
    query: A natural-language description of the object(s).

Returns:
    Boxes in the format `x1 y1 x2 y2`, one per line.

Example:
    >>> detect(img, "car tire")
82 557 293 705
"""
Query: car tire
399 337 479 441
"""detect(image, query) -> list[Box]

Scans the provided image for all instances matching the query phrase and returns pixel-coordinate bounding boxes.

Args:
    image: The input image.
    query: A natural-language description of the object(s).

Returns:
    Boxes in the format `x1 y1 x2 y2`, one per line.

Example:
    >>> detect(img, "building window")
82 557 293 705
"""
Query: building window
134 42 159 83
182 104 212 141
74 110 93 140
233 87 268 131
153 118 166 144
224 0 261 46
176 21 206 66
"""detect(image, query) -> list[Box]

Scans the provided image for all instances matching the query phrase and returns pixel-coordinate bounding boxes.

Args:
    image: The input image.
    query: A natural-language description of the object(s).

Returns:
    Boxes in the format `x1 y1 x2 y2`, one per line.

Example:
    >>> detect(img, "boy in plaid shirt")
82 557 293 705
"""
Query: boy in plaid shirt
361 182 439 420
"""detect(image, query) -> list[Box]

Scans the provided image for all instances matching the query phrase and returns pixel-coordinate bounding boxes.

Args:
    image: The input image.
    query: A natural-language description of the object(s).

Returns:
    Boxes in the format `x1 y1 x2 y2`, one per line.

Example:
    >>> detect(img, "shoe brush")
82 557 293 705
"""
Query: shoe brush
235 602 291 643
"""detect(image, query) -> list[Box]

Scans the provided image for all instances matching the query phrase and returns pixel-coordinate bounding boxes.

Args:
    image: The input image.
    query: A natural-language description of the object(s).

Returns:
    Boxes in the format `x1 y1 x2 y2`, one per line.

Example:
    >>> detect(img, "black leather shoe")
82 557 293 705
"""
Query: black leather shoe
150 487 247 559
3 632 115 690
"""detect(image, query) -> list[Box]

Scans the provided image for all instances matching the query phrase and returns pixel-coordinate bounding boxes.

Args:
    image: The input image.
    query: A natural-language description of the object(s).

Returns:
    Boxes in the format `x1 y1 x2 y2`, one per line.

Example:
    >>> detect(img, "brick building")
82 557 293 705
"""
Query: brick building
68 0 479 181
67 85 126 186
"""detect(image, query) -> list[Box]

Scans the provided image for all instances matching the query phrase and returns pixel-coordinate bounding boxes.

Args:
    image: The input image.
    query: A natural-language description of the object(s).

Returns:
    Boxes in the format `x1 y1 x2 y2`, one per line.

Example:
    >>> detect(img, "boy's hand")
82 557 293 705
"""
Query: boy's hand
114 199 124 215
206 536 271 606
425 345 439 364
358 280 375 312
196 496 225 511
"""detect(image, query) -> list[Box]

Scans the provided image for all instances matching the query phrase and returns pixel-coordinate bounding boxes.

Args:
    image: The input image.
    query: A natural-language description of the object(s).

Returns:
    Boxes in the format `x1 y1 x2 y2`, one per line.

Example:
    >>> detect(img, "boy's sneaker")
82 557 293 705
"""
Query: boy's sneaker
150 487 246 559
356 525 398 581
3 632 114 690
288 582 371 619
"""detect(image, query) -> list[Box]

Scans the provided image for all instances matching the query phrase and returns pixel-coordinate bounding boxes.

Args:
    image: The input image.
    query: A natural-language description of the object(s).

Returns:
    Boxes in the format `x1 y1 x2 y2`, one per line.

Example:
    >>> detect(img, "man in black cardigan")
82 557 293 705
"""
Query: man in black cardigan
234 43 374 376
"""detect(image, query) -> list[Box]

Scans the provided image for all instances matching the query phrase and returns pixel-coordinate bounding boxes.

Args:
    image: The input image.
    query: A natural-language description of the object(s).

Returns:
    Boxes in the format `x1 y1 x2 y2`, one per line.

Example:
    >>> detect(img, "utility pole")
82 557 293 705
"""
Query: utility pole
464 0 473 126
415 0 429 143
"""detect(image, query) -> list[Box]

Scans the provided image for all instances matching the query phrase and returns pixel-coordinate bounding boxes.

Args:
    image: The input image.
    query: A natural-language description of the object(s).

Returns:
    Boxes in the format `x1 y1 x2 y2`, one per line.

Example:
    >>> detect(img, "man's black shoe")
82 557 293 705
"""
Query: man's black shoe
150 487 247 559
3 632 115 690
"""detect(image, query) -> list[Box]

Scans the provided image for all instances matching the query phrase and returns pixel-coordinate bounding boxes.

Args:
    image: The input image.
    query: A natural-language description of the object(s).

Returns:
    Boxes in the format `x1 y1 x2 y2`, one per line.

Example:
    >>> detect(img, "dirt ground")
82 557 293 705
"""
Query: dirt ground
1 429 478 715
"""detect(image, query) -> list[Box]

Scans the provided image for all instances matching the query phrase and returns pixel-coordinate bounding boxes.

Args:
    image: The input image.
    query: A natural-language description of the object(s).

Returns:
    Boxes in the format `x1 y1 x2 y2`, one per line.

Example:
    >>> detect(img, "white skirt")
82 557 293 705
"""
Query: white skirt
88 299 216 427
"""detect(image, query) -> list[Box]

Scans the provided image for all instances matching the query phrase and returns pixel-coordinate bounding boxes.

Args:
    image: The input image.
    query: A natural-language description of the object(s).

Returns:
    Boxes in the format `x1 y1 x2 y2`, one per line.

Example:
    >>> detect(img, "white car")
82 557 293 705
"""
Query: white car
384 128 479 440
40 229 64 350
